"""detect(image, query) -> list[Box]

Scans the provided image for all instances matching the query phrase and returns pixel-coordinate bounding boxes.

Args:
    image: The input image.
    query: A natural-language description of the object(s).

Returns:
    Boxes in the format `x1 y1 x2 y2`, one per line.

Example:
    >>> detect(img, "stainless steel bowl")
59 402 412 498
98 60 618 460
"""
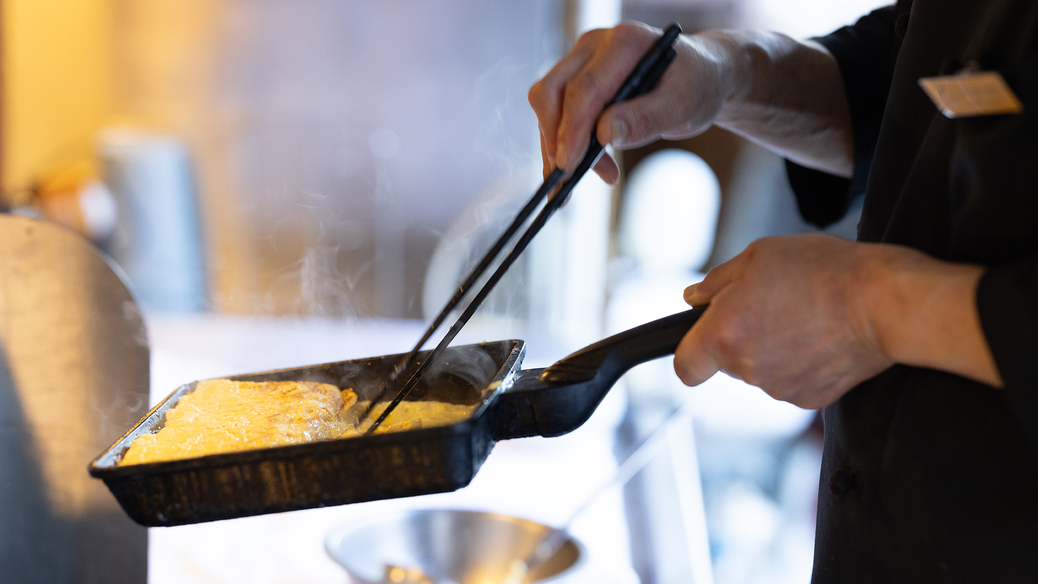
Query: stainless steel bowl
325 509 587 583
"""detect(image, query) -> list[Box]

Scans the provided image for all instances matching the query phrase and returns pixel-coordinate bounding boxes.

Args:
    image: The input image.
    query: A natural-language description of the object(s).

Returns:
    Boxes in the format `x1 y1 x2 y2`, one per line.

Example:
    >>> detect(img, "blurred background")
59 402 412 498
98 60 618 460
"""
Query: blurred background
1 0 887 583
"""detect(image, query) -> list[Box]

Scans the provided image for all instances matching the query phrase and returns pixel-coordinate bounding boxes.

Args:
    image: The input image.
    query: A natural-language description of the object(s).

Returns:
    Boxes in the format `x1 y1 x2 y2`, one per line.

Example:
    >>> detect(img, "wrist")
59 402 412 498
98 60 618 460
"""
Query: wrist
847 243 1000 386
692 30 752 119
844 242 892 359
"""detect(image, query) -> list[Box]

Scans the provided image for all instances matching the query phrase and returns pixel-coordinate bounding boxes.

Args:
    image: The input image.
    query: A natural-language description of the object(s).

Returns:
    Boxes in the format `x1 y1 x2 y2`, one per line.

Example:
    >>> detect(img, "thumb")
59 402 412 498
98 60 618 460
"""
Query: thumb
597 93 685 149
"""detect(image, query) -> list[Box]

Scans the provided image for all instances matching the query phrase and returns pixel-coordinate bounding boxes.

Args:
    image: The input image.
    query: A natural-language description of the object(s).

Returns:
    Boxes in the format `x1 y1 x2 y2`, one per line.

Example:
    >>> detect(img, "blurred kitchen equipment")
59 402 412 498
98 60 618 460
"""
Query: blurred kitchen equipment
0 214 149 583
362 23 682 433
519 400 697 577
325 510 585 584
99 127 206 312
16 160 120 242
606 150 725 584
89 308 704 526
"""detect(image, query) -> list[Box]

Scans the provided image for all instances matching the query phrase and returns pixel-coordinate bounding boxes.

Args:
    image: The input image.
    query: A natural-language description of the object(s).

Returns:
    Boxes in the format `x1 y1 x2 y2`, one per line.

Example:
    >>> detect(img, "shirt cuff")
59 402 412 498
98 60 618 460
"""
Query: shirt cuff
784 160 854 228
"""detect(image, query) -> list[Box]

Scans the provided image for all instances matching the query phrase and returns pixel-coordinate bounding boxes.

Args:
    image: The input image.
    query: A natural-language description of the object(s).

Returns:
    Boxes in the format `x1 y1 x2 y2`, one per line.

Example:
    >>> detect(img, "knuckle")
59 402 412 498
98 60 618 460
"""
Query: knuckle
714 318 749 357
608 22 644 46
750 236 781 256
710 328 757 383
528 81 548 109
697 270 720 289
574 28 604 48
743 239 762 257
735 357 762 386
739 240 772 267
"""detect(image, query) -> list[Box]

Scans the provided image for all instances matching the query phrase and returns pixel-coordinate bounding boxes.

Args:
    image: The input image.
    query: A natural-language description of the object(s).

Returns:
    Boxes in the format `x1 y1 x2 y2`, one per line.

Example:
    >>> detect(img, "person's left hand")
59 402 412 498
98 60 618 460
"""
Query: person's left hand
676 234 894 409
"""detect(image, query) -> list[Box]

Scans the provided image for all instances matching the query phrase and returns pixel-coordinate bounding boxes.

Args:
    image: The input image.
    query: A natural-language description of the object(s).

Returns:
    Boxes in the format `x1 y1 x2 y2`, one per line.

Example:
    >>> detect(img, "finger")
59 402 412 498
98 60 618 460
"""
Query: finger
683 252 751 306
539 128 552 179
593 152 620 185
673 310 721 386
555 24 659 169
529 36 598 165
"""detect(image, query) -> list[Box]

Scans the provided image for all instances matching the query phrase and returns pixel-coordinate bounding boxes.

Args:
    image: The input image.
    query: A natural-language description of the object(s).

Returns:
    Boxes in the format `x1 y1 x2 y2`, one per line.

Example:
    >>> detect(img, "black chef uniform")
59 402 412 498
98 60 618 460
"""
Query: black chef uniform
784 0 1038 581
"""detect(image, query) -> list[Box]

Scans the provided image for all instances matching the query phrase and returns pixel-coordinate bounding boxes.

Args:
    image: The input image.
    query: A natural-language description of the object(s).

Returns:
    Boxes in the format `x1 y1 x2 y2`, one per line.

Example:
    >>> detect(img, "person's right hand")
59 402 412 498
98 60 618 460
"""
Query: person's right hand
528 22 735 184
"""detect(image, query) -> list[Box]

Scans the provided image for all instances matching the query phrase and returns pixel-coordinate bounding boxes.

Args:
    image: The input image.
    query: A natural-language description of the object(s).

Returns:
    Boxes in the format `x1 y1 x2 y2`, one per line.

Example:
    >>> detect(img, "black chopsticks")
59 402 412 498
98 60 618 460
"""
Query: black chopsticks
361 23 682 433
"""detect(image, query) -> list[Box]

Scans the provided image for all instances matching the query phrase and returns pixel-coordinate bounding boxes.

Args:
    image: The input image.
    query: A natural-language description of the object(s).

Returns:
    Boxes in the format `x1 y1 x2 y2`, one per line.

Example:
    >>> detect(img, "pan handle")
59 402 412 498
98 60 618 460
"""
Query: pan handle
489 307 705 440
540 307 706 385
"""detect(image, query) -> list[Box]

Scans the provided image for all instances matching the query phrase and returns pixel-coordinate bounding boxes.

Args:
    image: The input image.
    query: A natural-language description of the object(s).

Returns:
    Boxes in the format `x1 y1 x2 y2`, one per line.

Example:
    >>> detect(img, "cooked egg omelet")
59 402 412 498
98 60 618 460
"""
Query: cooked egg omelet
119 378 476 465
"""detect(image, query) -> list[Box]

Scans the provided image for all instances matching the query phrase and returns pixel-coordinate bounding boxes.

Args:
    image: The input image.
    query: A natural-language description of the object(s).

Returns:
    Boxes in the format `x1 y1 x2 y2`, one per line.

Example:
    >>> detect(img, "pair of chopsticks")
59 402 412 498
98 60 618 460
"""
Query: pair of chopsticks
360 23 683 433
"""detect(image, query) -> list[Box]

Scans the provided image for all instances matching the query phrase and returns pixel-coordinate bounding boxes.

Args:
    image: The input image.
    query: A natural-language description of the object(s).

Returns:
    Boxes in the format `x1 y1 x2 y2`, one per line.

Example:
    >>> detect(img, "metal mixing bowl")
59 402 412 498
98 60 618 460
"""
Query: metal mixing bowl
325 509 587 583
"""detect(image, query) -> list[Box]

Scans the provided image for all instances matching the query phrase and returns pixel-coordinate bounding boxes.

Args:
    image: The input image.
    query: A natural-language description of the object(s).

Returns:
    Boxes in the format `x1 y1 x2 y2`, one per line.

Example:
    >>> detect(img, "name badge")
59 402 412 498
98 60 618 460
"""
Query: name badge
918 70 1023 118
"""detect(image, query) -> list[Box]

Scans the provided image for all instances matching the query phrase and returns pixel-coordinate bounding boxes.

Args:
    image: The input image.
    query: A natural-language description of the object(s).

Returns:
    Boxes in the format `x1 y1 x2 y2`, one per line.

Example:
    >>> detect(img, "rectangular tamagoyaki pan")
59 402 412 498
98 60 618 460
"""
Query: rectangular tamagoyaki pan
89 308 704 526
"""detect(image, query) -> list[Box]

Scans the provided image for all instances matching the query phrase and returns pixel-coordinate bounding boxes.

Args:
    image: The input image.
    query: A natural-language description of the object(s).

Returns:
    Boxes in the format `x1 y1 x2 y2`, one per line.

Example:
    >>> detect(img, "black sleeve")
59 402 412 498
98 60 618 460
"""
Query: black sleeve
978 263 1038 452
948 37 1038 453
784 5 902 228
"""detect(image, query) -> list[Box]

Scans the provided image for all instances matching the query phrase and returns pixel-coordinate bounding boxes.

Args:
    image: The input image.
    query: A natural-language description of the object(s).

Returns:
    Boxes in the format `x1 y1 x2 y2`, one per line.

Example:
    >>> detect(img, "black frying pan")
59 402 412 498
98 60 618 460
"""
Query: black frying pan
89 308 703 526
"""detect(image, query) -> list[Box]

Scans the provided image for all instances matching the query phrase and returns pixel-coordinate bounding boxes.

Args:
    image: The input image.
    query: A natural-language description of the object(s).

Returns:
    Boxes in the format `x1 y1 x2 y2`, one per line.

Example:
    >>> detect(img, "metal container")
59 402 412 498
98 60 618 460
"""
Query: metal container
0 215 149 583
325 509 586 583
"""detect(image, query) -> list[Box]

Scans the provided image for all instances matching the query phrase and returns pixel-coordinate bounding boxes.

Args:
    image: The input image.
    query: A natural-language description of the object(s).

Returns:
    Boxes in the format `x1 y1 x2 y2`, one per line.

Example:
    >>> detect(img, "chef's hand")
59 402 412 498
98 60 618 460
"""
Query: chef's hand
528 22 731 184
529 23 857 183
675 234 1002 409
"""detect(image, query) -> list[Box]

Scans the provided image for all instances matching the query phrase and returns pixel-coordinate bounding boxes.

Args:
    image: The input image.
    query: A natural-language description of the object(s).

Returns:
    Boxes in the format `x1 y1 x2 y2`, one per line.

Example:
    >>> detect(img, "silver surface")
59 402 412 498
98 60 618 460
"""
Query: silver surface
326 509 586 584
0 215 149 583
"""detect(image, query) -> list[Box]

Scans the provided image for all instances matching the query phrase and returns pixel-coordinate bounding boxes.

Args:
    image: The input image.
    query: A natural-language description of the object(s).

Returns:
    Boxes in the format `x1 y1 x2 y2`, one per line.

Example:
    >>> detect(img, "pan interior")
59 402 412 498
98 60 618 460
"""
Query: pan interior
230 340 518 407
